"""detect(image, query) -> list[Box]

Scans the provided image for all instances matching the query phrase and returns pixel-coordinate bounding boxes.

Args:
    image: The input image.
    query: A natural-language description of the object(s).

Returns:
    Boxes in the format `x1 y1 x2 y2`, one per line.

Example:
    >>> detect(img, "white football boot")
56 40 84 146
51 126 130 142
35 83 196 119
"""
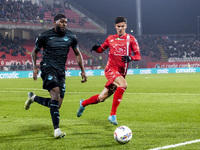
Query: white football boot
54 128 66 139
24 92 36 110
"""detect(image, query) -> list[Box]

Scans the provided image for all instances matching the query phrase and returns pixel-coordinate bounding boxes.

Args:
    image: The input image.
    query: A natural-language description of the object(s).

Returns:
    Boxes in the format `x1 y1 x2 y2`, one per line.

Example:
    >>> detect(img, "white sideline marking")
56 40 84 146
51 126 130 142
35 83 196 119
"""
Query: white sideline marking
125 93 200 96
149 139 200 150
0 88 200 95
0 91 47 93
4 88 45 90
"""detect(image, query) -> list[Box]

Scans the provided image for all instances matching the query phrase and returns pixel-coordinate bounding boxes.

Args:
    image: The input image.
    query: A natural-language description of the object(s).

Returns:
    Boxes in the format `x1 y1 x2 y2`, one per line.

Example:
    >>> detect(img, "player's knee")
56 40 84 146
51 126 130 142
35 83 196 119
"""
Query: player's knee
58 98 63 109
120 81 127 89
98 95 107 102
58 103 61 109
124 82 128 89
50 87 60 100
99 98 106 102
51 87 60 94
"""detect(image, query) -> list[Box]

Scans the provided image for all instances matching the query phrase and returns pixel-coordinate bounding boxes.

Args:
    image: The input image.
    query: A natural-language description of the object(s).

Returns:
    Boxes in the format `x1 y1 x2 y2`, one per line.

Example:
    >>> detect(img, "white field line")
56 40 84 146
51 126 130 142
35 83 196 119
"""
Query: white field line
0 91 47 93
0 88 200 95
4 88 45 90
144 76 193 79
149 139 200 150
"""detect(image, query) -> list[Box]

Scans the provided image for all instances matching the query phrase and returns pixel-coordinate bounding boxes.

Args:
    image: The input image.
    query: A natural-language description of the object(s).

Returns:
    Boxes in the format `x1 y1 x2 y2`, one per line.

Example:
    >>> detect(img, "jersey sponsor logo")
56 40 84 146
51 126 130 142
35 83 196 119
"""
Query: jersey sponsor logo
63 37 69 41
48 75 53 80
110 39 113 42
115 38 125 40
113 44 127 55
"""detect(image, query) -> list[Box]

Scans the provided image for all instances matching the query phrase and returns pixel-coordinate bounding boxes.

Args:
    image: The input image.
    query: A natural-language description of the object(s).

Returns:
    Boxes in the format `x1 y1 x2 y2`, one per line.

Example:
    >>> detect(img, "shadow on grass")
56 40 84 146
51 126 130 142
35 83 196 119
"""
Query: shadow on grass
0 124 53 143
87 119 116 131
81 143 119 149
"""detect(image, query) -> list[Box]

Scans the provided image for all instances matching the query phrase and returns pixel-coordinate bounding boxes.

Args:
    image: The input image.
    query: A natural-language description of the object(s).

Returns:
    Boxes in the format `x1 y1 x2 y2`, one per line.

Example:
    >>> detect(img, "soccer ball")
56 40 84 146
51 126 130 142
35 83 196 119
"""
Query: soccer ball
114 126 132 144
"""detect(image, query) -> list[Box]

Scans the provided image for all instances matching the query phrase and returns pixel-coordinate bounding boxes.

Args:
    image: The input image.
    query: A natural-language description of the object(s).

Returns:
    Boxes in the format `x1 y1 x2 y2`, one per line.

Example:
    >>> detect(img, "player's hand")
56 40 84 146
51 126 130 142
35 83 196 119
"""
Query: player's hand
121 56 132 63
90 45 100 52
81 72 87 83
33 68 39 81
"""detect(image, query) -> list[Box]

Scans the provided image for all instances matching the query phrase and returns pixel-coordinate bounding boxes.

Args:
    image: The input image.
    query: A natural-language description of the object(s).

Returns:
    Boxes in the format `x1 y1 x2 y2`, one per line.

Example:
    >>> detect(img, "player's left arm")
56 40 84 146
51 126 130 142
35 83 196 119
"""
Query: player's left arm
121 37 141 63
73 47 87 83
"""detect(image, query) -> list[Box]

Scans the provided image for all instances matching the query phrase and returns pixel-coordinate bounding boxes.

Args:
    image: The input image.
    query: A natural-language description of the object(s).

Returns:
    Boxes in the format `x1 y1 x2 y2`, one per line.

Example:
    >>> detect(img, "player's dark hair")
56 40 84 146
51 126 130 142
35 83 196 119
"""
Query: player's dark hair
115 16 127 24
54 14 66 22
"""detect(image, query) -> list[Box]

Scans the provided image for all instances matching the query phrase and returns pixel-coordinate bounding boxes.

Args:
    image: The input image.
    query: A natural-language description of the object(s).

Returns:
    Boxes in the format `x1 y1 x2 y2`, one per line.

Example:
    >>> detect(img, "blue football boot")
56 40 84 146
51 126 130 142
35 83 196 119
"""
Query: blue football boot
77 99 85 117
108 115 118 125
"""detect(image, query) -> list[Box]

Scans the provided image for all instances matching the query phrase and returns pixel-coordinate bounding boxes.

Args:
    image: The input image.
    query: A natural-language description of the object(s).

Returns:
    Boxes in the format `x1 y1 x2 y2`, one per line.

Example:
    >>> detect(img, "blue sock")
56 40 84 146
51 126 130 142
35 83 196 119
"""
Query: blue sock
50 100 60 129
34 96 51 107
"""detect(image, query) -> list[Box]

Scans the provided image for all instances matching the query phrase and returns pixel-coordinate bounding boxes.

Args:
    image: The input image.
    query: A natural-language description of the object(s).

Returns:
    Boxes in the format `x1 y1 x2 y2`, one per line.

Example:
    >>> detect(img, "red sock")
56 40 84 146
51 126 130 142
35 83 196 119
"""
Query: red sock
82 94 100 107
110 87 126 116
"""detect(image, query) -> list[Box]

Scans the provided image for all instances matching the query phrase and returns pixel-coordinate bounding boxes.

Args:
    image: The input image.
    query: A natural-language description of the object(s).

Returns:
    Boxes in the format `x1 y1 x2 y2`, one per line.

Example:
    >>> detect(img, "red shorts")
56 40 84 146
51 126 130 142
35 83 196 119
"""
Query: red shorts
104 68 125 92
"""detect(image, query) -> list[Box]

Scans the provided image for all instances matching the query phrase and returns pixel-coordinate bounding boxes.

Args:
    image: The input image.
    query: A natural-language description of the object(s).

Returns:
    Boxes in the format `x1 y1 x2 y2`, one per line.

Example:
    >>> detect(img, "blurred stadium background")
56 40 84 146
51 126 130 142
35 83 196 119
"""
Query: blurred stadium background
0 0 200 71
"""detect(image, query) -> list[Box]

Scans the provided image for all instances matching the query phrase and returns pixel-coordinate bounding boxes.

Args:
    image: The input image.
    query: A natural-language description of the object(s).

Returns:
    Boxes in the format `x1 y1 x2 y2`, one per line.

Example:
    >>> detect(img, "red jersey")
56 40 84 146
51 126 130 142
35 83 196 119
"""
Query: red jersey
101 33 140 76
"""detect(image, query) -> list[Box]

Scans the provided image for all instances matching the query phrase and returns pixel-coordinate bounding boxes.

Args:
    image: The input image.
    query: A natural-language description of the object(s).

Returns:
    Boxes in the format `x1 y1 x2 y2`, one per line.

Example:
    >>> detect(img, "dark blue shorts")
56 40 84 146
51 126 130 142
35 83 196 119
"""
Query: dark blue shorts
41 67 66 98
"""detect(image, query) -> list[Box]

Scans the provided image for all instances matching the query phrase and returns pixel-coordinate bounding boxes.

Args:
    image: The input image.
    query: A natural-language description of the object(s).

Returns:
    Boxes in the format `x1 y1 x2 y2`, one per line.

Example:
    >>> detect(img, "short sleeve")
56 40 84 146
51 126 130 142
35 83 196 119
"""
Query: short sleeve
71 34 78 50
131 36 140 52
35 34 44 49
101 36 109 50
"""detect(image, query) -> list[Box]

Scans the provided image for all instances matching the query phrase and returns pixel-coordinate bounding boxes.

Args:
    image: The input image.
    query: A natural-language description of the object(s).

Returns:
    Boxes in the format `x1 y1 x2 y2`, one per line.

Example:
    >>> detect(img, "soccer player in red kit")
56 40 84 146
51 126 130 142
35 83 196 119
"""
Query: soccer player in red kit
77 16 141 125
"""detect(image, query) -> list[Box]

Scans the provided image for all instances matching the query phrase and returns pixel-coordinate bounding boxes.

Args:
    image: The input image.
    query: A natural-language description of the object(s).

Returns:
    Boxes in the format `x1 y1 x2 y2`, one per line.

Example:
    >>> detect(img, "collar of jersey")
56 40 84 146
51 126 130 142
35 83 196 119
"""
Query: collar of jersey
115 33 127 39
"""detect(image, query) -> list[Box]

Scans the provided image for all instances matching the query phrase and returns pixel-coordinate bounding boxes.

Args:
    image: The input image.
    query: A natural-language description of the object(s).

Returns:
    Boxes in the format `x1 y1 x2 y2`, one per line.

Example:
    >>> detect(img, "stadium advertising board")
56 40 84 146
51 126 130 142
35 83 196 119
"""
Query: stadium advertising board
147 62 200 68
0 67 200 79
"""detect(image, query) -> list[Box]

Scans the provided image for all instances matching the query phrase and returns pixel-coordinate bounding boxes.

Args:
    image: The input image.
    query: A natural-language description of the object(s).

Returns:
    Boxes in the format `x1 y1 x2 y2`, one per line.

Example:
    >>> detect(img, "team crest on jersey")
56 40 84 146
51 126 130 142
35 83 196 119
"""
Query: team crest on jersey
63 37 68 41
48 75 53 80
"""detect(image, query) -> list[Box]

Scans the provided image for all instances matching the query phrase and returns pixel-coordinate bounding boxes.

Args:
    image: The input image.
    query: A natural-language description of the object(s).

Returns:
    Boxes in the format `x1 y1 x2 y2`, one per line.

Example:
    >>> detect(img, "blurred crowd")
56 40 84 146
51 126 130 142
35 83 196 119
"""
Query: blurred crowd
161 34 200 58
0 34 26 59
134 34 200 61
136 35 162 60
0 0 44 22
1 33 200 62
0 0 88 26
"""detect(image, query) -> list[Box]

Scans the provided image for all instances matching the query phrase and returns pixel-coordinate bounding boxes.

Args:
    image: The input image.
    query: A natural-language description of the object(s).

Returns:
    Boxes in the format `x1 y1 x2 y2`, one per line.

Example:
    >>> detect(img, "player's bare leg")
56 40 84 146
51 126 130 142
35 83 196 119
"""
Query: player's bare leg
77 88 112 117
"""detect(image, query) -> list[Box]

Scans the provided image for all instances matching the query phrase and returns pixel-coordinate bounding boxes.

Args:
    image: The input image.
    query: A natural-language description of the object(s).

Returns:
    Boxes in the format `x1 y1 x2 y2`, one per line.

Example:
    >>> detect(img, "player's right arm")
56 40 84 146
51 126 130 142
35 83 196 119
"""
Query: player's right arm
90 36 109 53
90 45 103 53
32 34 43 81
31 47 40 81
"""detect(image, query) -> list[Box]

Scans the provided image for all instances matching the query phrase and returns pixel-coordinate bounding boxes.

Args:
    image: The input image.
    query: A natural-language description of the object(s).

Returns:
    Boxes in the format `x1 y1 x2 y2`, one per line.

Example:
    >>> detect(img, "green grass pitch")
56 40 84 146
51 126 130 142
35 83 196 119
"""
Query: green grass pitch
0 73 200 150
